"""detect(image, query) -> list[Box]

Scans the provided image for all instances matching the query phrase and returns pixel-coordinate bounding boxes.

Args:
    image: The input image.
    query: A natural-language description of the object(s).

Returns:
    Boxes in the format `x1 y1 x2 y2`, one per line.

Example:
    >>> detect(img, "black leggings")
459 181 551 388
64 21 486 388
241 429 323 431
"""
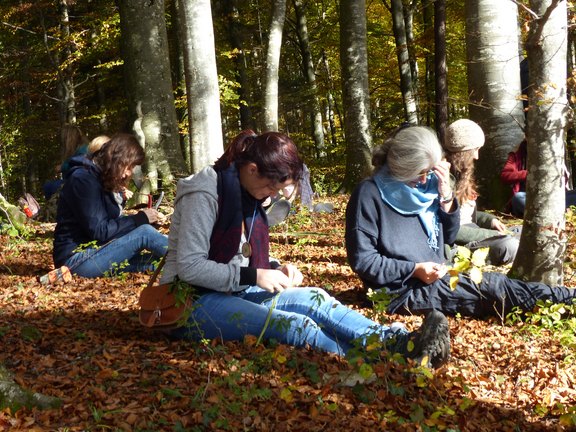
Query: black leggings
388 272 576 318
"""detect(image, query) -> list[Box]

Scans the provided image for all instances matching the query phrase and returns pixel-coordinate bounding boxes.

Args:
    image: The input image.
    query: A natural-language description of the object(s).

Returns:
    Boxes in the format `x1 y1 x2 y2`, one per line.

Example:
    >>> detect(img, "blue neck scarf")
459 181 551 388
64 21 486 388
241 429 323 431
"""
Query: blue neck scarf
373 165 440 250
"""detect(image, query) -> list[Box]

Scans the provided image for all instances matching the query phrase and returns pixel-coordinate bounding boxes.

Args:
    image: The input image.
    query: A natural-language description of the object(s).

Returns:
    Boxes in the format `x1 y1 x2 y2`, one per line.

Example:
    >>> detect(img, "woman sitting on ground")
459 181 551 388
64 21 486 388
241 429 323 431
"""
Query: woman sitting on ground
345 125 576 318
158 130 450 368
444 119 519 265
53 133 168 278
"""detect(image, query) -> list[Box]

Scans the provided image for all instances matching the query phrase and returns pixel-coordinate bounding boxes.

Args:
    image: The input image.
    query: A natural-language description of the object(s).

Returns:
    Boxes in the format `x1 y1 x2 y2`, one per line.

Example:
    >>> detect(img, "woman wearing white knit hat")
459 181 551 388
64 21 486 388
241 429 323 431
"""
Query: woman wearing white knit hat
444 119 520 266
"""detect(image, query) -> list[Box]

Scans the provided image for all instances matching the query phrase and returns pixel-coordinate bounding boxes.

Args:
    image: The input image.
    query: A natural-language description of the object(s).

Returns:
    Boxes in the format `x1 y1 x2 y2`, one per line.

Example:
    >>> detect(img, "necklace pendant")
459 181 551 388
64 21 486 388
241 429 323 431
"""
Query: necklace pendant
241 242 252 258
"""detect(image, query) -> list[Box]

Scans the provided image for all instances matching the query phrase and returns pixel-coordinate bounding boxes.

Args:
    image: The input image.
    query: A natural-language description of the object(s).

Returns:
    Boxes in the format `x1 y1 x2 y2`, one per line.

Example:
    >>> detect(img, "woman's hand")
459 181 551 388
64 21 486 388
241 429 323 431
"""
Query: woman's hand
256 269 291 293
432 160 452 199
490 218 508 233
413 262 447 285
141 208 161 224
432 160 454 210
122 188 134 200
278 264 303 288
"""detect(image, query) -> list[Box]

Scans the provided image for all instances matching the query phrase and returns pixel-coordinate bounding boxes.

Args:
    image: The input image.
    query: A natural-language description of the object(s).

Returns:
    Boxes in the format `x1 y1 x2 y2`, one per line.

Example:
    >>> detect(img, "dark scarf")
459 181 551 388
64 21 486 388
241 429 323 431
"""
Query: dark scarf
209 163 270 268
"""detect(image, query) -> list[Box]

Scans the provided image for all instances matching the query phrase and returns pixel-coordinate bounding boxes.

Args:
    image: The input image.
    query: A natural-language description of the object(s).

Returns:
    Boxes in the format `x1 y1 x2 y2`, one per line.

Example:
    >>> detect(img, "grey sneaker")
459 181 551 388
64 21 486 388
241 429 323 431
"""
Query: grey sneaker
389 310 450 369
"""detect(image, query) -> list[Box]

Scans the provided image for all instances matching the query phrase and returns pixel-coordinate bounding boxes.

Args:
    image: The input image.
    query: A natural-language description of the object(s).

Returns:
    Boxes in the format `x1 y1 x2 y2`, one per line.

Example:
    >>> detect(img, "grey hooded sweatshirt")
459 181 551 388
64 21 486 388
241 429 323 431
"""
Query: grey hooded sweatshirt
159 166 250 292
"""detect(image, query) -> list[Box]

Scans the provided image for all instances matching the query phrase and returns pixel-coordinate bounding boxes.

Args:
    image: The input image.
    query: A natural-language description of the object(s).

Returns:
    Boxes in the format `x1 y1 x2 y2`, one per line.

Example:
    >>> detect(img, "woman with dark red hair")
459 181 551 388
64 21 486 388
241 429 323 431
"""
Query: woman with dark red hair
53 133 167 278
158 130 450 368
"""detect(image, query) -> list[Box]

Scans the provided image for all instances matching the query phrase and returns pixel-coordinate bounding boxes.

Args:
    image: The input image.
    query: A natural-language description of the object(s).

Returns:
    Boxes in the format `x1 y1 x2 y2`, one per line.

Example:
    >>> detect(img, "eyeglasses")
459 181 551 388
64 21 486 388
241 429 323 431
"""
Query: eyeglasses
415 169 434 181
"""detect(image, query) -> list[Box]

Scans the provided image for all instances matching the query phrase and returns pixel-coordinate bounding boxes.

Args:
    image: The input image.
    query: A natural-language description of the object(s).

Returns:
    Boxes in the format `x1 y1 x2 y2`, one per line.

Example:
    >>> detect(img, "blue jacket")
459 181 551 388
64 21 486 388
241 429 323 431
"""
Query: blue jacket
53 156 148 267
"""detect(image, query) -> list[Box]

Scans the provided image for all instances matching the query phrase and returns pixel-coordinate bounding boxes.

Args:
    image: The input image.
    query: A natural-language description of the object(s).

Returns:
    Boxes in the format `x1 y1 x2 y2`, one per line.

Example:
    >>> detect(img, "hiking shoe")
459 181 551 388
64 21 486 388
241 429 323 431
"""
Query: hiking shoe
389 310 450 368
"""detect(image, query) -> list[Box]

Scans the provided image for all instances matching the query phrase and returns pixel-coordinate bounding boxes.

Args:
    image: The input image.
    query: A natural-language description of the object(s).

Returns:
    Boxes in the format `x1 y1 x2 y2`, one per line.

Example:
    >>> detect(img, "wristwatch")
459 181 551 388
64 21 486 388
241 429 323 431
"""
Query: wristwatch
440 191 454 203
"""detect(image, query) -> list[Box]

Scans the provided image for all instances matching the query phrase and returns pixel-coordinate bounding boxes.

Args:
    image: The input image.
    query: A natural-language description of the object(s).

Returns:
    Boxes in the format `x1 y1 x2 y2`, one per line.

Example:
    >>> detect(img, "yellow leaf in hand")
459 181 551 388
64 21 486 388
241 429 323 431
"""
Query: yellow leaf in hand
453 260 470 273
471 247 489 267
469 266 483 284
450 275 459 291
456 246 471 260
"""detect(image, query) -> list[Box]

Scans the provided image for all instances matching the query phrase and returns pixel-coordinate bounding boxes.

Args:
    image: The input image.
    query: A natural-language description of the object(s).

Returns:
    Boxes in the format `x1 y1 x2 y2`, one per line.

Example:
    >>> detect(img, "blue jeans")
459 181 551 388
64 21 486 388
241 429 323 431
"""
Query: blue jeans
65 224 168 277
171 286 407 356
512 190 576 217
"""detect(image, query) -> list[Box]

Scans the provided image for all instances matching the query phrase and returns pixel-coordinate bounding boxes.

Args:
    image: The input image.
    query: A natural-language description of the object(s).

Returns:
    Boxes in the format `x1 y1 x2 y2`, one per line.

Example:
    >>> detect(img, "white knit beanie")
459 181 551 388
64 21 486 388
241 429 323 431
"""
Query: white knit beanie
444 119 485 153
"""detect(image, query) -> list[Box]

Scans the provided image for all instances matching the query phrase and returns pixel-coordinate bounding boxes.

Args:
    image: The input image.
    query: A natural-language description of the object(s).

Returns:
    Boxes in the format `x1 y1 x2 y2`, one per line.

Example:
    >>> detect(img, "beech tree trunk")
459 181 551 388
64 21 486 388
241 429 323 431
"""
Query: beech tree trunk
465 0 525 210
263 0 287 132
178 0 224 173
0 363 61 411
57 0 77 125
390 0 419 124
118 0 185 187
224 0 256 131
340 0 373 191
434 0 448 143
511 0 568 285
294 0 325 157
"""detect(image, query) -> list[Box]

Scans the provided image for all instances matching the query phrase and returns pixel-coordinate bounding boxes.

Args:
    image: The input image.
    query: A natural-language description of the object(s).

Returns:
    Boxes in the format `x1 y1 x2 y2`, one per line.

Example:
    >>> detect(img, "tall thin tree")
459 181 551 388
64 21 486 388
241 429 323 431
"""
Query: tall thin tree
511 0 569 285
294 0 325 156
178 0 224 173
340 0 373 190
388 0 419 124
263 0 287 131
434 0 448 142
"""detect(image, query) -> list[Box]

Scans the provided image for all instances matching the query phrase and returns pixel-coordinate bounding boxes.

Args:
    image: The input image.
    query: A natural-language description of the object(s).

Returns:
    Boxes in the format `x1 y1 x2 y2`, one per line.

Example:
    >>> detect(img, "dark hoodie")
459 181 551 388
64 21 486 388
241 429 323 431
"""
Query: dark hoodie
52 156 148 267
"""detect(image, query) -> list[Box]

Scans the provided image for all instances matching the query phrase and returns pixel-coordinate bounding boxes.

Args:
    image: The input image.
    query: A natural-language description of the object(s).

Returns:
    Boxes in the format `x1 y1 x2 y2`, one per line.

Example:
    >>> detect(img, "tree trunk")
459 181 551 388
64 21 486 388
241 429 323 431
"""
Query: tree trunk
263 0 287 132
321 49 340 149
390 0 419 124
294 0 325 157
465 0 525 210
178 0 224 173
171 0 192 171
58 0 77 125
0 363 61 411
224 0 256 131
421 0 434 126
434 0 448 143
0 193 27 233
340 0 373 191
118 0 185 187
511 0 569 285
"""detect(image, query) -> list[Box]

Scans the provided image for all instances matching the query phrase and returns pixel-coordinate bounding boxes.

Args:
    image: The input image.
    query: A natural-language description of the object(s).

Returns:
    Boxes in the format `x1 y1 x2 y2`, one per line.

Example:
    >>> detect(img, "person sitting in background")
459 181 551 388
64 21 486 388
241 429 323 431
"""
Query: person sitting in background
59 124 90 176
87 134 110 155
444 119 519 265
345 125 576 319
264 164 334 226
501 138 576 217
42 124 90 200
53 133 167 278
158 129 450 368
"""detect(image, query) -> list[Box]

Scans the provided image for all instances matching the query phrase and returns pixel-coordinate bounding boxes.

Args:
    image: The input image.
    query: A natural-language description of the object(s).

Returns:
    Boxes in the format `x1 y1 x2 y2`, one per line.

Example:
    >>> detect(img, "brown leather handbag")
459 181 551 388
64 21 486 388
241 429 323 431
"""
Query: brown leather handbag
138 255 193 328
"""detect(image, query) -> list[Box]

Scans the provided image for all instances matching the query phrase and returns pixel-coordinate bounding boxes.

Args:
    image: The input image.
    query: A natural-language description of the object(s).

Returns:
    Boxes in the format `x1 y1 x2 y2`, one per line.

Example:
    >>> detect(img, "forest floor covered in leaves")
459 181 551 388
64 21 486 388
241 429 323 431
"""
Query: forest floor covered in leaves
1 196 576 431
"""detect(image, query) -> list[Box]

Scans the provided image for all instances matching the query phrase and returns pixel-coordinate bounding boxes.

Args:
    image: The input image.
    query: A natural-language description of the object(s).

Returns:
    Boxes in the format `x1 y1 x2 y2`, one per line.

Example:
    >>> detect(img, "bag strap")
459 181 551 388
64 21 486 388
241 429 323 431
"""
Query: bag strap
147 254 167 289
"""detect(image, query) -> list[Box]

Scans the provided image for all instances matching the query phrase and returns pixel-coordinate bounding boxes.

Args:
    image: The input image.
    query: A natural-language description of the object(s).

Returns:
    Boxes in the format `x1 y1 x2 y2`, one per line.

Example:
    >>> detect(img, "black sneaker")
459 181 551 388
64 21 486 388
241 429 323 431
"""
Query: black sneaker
389 310 450 369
